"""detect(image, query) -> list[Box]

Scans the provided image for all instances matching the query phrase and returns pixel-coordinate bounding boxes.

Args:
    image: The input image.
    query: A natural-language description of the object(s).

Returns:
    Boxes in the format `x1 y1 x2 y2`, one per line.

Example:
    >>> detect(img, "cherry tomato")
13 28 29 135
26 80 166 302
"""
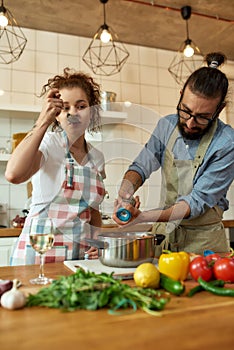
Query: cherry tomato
189 256 213 282
213 257 234 283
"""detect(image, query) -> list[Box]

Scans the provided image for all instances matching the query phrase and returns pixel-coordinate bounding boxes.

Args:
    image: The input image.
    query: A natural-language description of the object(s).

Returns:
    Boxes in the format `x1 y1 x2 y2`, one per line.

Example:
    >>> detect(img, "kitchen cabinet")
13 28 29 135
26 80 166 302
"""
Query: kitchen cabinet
0 237 17 266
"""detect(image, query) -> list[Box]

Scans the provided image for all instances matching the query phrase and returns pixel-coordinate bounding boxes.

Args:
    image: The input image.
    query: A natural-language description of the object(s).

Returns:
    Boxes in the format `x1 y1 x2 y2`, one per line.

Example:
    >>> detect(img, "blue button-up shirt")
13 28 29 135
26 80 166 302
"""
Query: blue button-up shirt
128 114 234 218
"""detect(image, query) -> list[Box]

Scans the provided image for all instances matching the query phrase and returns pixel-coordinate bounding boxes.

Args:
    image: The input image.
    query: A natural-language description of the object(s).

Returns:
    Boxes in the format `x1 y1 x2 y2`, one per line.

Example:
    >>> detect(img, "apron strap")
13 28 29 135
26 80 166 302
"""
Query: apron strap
62 130 73 159
62 131 75 189
166 127 179 152
193 120 218 177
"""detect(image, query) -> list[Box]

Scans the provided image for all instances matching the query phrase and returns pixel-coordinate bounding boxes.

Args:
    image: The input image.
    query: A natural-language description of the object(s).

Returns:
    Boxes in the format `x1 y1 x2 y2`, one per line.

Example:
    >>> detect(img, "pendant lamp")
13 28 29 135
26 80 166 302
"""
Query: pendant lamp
168 6 203 85
0 0 27 64
82 0 129 76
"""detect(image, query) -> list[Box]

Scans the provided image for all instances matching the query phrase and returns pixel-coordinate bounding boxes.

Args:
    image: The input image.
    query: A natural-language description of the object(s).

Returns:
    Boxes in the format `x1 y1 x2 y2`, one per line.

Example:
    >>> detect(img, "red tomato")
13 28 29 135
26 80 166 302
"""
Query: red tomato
189 256 213 282
213 258 234 283
205 253 221 263
224 252 234 260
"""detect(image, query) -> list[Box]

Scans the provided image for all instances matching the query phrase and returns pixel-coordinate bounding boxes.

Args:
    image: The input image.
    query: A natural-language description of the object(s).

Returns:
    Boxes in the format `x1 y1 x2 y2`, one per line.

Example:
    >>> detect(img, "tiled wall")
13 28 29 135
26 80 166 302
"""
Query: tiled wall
0 28 233 226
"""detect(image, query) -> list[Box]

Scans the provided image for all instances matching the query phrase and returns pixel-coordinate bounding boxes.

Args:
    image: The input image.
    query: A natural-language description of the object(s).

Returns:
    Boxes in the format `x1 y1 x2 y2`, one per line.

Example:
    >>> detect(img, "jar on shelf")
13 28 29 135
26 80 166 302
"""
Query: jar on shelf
12 133 28 152
101 91 116 111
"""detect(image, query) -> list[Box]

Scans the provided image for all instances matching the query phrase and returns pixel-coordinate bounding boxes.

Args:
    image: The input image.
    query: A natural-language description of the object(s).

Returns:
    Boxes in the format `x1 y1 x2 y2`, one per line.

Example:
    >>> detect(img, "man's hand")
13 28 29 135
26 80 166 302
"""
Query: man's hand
112 196 141 226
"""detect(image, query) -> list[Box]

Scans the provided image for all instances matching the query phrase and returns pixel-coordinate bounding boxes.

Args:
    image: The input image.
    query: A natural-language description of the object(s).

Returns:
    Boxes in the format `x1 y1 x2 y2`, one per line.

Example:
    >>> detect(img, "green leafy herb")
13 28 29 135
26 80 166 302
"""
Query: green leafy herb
26 269 170 315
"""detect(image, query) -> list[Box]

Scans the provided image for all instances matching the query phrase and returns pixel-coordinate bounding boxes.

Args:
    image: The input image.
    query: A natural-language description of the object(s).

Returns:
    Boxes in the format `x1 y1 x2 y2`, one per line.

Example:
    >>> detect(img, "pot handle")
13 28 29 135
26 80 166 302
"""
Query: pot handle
85 238 108 250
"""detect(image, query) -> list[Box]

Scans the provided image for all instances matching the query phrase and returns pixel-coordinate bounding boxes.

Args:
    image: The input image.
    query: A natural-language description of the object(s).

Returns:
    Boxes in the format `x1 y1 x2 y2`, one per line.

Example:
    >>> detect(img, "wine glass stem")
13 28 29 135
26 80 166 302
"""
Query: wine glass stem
39 254 45 278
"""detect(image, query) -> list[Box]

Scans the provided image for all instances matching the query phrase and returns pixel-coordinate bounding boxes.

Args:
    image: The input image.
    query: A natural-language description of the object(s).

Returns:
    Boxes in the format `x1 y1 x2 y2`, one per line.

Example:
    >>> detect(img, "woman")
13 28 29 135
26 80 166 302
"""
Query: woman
5 68 106 265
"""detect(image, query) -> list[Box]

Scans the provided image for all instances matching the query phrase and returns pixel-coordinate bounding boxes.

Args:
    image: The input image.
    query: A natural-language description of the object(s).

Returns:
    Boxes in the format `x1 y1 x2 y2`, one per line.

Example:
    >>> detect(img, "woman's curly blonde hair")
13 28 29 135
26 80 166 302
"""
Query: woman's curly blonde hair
40 68 102 133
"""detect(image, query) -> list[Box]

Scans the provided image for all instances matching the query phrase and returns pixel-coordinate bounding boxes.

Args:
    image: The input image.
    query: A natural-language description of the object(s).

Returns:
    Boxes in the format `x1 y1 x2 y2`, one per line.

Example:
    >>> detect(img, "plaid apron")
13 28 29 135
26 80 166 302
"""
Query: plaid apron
10 131 105 265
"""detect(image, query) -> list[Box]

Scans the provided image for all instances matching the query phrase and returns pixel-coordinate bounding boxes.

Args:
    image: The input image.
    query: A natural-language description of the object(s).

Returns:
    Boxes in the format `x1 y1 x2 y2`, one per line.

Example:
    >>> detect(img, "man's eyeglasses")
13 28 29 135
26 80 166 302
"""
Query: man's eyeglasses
177 105 219 126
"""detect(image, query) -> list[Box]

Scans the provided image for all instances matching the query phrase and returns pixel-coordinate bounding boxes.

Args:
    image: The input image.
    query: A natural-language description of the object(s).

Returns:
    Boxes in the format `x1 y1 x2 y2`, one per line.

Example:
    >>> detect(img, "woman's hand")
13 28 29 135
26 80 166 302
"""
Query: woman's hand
85 246 99 259
37 88 64 127
5 88 64 184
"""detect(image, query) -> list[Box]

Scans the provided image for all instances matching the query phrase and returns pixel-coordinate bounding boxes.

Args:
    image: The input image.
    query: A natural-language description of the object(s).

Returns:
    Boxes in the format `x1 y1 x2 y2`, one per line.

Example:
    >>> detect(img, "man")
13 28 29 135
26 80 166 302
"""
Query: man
113 52 234 255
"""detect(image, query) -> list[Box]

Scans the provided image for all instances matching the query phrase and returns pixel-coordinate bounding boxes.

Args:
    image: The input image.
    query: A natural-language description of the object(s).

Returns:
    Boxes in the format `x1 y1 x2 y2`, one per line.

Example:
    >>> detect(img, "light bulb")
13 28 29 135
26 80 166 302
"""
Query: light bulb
124 101 132 108
183 44 194 58
0 12 8 27
100 29 111 43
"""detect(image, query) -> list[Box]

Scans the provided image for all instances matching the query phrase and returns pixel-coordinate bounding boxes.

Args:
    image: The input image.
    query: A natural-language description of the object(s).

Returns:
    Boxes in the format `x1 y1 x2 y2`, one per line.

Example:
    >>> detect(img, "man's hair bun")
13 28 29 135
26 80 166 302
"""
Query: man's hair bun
205 52 226 68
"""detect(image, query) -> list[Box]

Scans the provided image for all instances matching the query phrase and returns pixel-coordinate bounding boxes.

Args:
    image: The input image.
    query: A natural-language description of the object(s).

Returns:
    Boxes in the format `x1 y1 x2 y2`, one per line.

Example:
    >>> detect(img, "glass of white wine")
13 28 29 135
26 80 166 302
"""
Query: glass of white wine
29 217 55 285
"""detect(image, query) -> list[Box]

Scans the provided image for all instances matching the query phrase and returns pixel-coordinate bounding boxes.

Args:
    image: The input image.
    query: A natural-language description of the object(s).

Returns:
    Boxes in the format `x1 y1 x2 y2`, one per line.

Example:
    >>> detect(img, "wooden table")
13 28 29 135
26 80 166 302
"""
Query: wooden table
0 263 234 350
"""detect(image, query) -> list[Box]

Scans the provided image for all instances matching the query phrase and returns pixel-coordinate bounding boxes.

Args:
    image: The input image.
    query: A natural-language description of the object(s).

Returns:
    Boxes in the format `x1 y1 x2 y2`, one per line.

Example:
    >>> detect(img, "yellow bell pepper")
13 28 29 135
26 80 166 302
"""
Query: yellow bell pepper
158 250 190 281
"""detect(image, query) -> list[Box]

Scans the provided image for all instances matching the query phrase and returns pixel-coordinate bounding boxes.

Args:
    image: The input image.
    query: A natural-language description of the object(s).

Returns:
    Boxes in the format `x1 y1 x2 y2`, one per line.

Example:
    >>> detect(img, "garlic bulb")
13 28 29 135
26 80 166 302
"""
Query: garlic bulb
1 279 26 310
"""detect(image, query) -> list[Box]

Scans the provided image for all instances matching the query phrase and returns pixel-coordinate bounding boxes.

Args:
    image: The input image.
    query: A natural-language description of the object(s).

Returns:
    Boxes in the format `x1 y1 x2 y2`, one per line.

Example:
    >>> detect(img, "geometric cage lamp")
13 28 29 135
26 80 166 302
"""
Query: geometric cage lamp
168 5 203 86
0 0 27 64
82 0 129 76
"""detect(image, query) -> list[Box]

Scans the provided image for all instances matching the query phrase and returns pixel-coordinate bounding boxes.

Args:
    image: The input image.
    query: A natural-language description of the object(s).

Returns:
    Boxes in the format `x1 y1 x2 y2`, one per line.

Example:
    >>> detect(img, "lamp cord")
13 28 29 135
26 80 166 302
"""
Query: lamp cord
103 2 107 25
185 20 190 40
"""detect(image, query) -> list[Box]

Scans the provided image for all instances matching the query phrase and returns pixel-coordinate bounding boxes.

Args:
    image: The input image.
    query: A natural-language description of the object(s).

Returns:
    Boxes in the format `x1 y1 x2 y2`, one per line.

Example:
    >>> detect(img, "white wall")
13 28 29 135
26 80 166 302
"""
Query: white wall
0 28 233 225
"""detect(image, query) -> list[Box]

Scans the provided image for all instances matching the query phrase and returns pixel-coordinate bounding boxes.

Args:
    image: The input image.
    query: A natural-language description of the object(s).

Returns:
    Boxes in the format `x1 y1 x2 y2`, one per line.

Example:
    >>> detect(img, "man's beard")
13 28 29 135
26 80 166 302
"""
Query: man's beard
177 118 213 140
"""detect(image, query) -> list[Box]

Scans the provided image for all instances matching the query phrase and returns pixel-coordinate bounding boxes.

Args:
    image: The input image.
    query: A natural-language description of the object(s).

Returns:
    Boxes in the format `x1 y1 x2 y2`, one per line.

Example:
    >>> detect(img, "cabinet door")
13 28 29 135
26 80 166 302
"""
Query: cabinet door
0 238 17 266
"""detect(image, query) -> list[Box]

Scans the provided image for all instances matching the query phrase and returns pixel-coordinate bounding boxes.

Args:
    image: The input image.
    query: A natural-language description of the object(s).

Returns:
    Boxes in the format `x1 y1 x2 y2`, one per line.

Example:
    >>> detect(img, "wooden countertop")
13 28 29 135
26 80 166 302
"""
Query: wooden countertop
0 262 234 350
0 224 153 238
0 227 22 237
1 220 234 238
223 219 234 228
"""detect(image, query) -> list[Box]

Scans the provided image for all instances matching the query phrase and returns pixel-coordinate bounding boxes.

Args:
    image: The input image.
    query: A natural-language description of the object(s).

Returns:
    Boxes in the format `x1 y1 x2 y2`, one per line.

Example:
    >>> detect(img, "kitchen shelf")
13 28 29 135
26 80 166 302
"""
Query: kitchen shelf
0 104 41 119
0 154 10 162
0 105 127 161
0 104 127 122
101 110 127 124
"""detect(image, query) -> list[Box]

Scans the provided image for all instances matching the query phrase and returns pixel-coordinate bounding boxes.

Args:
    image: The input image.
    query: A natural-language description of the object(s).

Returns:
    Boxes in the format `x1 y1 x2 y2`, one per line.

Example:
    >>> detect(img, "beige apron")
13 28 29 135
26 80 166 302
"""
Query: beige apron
152 120 229 255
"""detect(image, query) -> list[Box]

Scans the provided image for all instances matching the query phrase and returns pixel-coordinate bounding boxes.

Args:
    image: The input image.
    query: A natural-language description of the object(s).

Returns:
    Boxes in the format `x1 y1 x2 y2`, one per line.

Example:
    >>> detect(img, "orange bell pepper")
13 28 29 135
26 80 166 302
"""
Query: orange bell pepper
158 250 190 281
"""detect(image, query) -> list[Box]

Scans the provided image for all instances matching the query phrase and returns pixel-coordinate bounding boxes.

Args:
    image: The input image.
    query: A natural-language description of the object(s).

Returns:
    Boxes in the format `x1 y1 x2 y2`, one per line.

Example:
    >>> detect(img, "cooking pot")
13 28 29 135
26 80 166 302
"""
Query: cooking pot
86 232 165 268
